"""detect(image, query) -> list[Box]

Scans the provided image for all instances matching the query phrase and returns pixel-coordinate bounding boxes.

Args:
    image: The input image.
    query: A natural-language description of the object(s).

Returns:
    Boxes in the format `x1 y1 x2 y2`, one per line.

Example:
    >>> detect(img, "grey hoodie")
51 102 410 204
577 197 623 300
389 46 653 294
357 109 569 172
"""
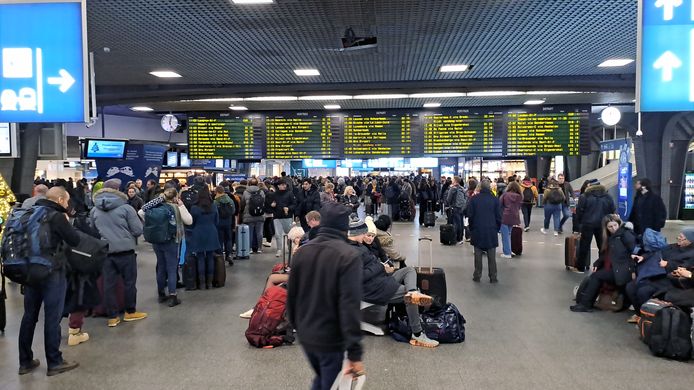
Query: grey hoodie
90 188 143 254
242 185 265 223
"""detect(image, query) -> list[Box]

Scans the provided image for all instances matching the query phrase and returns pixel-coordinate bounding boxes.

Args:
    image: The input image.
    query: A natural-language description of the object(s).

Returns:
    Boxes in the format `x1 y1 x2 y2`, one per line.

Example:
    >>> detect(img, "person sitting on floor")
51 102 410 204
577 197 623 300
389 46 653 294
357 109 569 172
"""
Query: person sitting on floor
373 215 407 268
625 228 670 323
303 210 321 242
363 216 388 263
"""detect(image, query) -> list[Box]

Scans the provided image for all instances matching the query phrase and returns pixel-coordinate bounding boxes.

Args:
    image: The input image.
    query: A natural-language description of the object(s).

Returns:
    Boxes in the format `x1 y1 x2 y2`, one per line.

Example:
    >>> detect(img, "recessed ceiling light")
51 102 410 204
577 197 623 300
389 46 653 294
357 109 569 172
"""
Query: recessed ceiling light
439 64 471 72
231 0 274 3
149 71 182 78
229 106 248 111
598 59 634 67
130 106 154 112
524 99 546 105
467 91 525 97
324 104 341 110
410 92 465 98
298 95 352 100
180 97 244 102
244 96 298 101
423 103 442 108
526 91 583 95
294 69 320 76
353 94 409 100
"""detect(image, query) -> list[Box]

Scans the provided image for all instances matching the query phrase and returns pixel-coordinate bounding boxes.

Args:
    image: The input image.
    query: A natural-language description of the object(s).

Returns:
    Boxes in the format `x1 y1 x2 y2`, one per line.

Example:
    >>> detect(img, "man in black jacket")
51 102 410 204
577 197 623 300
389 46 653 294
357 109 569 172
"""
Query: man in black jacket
557 173 574 233
628 178 667 235
287 203 364 390
269 179 297 257
575 180 616 272
295 179 321 231
18 187 81 376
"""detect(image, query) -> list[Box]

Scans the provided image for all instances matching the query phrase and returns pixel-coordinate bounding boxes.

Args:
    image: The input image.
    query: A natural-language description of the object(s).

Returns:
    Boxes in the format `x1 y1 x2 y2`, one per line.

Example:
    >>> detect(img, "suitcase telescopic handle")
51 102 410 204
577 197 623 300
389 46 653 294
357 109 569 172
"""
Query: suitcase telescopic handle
418 237 434 273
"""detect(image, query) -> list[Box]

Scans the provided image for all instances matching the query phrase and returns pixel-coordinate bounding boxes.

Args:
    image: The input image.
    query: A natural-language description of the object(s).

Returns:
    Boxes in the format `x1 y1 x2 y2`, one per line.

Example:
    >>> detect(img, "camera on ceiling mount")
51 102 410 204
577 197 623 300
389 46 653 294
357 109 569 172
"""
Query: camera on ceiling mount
341 27 377 51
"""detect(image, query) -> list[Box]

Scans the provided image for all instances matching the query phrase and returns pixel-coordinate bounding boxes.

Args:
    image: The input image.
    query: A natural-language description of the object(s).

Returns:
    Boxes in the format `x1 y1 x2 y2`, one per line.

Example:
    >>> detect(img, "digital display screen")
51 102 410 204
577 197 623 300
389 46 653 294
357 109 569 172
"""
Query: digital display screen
0 123 11 155
265 113 342 159
179 153 190 167
187 113 263 159
85 139 127 159
685 173 694 210
165 151 178 167
505 107 589 156
422 109 504 156
343 112 416 157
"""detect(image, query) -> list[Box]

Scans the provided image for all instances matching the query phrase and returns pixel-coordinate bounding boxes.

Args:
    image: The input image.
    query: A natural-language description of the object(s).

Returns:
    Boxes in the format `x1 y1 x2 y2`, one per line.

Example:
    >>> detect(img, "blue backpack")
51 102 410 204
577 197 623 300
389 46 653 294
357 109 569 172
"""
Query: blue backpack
143 203 177 244
0 206 56 287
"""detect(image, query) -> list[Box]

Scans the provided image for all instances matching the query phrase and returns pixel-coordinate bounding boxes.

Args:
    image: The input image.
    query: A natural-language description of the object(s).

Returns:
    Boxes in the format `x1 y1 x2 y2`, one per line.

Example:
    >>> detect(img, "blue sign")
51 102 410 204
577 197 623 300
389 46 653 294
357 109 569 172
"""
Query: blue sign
617 140 634 220
639 0 694 112
95 144 167 189
0 1 87 122
599 139 630 152
85 139 127 159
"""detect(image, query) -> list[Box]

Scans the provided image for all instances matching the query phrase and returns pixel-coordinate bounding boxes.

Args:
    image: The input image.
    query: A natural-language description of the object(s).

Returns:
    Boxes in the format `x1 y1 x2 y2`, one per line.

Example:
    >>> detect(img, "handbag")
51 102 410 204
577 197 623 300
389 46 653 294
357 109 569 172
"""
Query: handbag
330 356 366 390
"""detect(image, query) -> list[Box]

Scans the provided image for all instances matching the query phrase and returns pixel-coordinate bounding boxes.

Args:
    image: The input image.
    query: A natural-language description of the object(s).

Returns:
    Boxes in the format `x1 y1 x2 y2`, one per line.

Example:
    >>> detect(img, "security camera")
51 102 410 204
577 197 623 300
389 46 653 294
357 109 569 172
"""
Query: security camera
85 118 97 128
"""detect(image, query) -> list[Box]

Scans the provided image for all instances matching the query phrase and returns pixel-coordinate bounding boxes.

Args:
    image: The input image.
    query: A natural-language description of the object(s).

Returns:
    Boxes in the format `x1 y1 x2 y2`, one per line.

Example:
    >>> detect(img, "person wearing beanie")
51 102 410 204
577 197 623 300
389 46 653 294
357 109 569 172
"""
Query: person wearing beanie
373 215 407 267
288 203 365 389
574 178 615 273
363 216 388 263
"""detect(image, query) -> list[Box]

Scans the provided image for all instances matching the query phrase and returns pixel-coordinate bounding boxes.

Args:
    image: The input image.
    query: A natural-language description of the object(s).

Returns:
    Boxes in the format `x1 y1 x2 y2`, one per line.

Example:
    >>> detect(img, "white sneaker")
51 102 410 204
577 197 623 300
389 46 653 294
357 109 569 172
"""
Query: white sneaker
263 242 272 248
540 228 547 235
410 333 439 348
554 232 559 236
500 254 512 259
523 227 530 232
275 250 282 258
239 308 254 319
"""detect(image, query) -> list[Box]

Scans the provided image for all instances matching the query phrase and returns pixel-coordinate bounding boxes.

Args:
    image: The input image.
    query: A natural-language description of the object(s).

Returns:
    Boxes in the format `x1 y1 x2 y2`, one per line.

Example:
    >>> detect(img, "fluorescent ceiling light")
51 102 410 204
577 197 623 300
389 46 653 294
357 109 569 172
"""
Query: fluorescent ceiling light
149 71 182 78
244 96 298 101
353 94 409 100
229 106 248 111
423 103 442 108
324 104 341 110
439 64 470 72
294 69 320 76
298 95 352 101
130 106 154 112
526 91 583 95
524 99 545 105
231 0 274 3
467 91 526 97
176 143 188 146
598 59 634 67
180 97 244 102
409 92 465 98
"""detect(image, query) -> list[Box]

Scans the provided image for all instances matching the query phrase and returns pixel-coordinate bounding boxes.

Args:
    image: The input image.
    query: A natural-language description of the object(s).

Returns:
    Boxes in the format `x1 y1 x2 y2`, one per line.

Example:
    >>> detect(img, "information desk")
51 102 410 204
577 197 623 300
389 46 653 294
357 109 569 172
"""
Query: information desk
343 112 416 157
265 113 342 159
506 107 588 156
422 109 504 156
187 113 263 160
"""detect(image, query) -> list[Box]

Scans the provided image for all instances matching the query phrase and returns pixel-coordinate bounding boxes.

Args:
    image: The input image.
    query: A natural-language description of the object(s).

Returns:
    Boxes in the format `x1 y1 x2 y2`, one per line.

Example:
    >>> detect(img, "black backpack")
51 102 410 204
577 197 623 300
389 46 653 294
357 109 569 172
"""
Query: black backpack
248 191 265 217
218 201 234 220
67 230 108 275
648 306 692 360
522 187 534 203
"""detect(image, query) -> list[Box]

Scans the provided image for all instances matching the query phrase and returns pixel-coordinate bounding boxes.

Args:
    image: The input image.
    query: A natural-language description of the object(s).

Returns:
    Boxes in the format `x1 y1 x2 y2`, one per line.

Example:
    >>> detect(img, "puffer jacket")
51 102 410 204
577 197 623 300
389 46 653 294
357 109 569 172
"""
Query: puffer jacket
354 241 399 305
375 229 406 263
593 225 637 286
575 185 615 229
90 188 143 254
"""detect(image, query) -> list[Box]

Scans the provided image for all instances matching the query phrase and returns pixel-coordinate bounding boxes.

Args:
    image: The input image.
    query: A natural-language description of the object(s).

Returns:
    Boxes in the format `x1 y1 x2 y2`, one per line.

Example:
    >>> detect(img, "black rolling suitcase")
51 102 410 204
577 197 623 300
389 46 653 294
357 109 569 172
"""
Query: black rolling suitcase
440 224 455 245
416 237 447 309
423 201 436 227
183 254 199 290
399 199 413 221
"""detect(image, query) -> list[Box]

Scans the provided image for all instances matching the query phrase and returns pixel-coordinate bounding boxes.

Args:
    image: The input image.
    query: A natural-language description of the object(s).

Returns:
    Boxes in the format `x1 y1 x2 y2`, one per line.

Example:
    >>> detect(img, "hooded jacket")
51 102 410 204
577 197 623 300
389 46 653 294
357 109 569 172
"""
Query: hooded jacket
520 182 539 205
593 225 637 286
499 191 522 226
575 185 615 229
375 229 406 263
296 184 321 217
90 188 143 254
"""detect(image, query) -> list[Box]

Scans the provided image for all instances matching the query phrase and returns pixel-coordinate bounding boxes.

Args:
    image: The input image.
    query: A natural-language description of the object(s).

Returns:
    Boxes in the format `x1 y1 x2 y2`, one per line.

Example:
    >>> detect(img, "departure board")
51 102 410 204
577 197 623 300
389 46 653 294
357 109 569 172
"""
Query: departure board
265 113 342 159
505 107 589 156
343 112 417 157
422 109 504 156
188 113 263 159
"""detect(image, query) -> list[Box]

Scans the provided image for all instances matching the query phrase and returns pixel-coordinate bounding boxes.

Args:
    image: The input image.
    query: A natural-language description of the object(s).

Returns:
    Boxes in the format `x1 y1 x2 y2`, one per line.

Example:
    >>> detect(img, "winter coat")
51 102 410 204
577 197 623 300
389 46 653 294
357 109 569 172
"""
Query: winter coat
34 199 81 270
339 194 360 213
269 188 297 219
127 195 144 212
320 191 337 205
543 187 565 205
384 182 401 205
593 226 637 286
366 237 388 263
138 196 193 244
661 243 694 273
213 193 235 228
499 191 522 226
559 181 574 205
296 185 322 217
467 188 502 250
354 241 399 305
375 229 406 263
143 186 162 204
628 191 667 234
242 186 266 224
90 188 143 254
575 185 615 229
188 204 220 253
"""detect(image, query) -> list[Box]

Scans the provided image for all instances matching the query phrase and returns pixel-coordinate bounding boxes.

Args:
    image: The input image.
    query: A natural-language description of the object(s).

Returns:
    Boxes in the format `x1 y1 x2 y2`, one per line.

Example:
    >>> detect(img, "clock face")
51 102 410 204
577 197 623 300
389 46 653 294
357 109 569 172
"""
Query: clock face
161 114 179 132
601 107 621 126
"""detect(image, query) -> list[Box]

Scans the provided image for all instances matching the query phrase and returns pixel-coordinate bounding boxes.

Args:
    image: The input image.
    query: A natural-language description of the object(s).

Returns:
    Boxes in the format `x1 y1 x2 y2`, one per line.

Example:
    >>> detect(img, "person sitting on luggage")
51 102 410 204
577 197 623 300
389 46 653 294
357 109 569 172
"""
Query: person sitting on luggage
363 216 388 263
347 216 439 348
373 215 406 268
624 228 670 323
570 214 636 312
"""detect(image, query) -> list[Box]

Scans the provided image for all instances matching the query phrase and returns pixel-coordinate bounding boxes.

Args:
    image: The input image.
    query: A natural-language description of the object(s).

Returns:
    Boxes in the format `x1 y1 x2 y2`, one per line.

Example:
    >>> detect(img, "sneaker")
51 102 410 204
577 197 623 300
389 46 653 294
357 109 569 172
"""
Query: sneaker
263 242 272 247
410 333 439 348
46 361 79 377
18 359 40 375
275 250 282 258
256 250 263 254
456 241 465 246
569 304 593 313
67 328 89 346
107 317 121 328
500 254 513 259
123 312 148 322
523 227 530 232
168 295 181 307
404 291 433 306
540 228 547 235
490 278 498 284
472 277 481 283
627 314 640 324
240 308 254 319
554 232 559 236
570 267 586 274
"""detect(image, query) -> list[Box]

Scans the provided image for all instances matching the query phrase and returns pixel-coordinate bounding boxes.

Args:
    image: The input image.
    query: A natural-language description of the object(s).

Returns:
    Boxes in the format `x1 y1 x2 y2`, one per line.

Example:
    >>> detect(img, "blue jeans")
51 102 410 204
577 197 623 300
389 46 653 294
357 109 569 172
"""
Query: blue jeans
559 204 571 231
154 241 179 295
196 251 215 284
304 350 344 390
543 204 562 232
103 252 138 318
19 270 67 369
449 210 464 242
248 221 264 252
500 224 512 256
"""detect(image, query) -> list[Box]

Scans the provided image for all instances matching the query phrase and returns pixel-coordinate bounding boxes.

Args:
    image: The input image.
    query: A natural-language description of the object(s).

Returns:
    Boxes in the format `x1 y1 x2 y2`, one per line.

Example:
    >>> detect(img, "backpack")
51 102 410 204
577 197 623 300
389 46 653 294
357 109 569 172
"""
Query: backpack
217 201 234 220
522 187 534 204
388 302 466 344
0 206 56 287
245 284 294 348
248 191 265 217
67 230 108 275
647 306 692 360
453 188 467 210
143 204 177 244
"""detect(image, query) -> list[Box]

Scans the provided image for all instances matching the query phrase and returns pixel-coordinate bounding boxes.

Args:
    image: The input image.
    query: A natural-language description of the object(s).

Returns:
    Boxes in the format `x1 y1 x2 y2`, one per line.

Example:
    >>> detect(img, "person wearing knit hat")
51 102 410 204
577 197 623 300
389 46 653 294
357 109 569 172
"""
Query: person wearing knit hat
373 215 407 267
348 214 368 238
364 216 378 236
362 216 389 263
102 178 122 191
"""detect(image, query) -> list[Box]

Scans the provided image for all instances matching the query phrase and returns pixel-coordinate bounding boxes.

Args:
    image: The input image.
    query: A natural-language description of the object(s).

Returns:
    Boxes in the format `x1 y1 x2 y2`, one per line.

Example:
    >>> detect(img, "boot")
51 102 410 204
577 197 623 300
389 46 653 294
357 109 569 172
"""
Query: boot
68 328 89 346
158 290 168 303
226 255 234 266
168 294 181 307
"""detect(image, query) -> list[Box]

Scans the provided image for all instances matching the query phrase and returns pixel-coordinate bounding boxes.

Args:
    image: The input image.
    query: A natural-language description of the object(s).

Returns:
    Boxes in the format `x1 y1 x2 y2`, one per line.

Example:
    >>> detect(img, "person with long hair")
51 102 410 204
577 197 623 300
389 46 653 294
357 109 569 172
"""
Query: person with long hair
188 185 221 289
498 181 523 258
340 186 360 214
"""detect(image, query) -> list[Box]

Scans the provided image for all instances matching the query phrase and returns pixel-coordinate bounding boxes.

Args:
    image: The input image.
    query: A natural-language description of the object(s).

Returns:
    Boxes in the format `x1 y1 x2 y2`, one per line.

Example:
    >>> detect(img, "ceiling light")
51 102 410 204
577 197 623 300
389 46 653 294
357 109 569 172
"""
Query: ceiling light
231 0 274 3
229 106 248 111
130 106 154 112
294 69 320 76
353 94 409 100
439 64 470 72
598 59 634 67
298 95 353 101
409 92 466 98
176 143 188 146
526 91 583 95
180 98 244 102
324 104 341 110
423 103 441 108
149 71 182 78
524 99 545 105
467 91 526 97
244 96 298 101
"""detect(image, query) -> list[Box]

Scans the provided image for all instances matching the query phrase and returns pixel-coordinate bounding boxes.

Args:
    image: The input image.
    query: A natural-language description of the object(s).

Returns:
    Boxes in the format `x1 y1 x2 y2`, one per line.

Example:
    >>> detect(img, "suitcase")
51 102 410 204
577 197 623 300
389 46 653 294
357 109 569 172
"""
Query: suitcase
423 201 436 227
511 225 523 255
537 194 544 208
183 254 198 290
236 224 250 259
440 224 456 245
212 253 226 288
564 233 580 270
92 274 125 317
416 237 447 309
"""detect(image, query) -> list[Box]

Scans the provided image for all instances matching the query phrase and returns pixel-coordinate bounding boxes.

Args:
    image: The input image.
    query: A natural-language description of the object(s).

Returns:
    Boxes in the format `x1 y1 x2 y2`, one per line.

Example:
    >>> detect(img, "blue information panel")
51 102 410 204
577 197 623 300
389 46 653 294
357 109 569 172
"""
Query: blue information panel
0 1 87 122
85 139 127 159
639 0 694 112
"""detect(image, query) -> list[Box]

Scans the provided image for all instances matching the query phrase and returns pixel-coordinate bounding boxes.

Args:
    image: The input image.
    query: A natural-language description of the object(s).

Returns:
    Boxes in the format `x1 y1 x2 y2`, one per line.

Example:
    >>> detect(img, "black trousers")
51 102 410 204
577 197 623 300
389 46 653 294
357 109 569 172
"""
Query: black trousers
578 268 615 307
577 225 603 272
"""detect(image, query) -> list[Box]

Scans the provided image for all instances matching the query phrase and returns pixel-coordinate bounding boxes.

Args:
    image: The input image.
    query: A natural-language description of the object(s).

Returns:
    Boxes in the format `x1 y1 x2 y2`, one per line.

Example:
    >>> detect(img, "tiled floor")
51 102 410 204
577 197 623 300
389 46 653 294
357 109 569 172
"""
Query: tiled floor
1 209 693 389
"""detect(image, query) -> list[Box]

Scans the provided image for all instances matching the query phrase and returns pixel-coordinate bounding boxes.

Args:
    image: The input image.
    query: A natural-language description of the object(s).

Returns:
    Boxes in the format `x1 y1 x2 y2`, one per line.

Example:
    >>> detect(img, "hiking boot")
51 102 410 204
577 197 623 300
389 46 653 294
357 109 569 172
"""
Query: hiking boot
168 295 181 307
47 361 79 377
123 312 148 322
240 308 254 319
158 290 168 303
107 317 121 328
404 291 433 306
67 328 89 346
18 359 40 375
570 304 593 313
410 333 439 348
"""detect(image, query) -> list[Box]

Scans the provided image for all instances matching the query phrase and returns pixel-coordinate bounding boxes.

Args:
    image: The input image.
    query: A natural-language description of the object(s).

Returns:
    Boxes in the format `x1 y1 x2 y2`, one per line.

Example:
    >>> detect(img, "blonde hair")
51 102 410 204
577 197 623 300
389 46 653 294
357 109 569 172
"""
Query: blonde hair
287 226 305 242
343 186 354 197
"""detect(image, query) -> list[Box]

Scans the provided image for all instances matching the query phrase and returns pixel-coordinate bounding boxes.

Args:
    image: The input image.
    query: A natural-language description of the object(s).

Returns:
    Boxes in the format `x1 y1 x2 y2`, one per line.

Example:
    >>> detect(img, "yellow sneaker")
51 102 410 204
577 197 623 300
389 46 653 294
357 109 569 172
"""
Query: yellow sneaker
107 317 121 328
123 312 148 322
404 291 433 307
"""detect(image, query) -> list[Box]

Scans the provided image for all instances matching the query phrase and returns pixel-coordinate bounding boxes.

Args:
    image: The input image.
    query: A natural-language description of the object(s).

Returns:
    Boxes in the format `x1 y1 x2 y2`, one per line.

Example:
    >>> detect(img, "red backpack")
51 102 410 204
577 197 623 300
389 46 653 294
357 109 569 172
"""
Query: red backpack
245 284 294 348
